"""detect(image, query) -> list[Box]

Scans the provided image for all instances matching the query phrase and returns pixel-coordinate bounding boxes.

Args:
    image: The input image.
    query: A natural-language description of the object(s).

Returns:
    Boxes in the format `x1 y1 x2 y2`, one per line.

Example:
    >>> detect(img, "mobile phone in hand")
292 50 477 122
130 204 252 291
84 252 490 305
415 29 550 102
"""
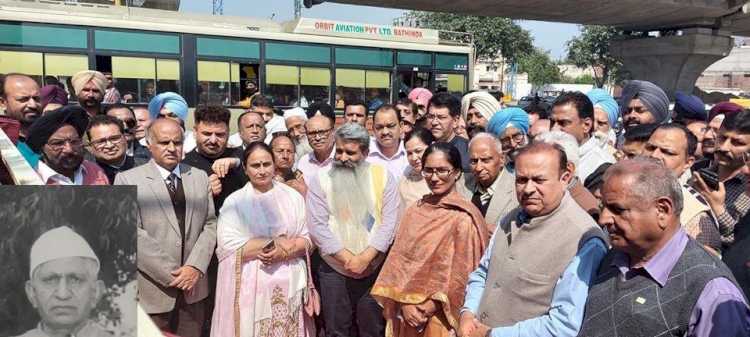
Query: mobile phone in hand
262 239 275 253
698 168 720 191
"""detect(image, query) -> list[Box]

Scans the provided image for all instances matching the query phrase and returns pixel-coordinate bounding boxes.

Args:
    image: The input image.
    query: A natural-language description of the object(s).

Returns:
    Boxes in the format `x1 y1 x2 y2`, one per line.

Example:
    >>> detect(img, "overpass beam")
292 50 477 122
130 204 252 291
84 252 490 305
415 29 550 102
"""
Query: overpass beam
610 28 733 99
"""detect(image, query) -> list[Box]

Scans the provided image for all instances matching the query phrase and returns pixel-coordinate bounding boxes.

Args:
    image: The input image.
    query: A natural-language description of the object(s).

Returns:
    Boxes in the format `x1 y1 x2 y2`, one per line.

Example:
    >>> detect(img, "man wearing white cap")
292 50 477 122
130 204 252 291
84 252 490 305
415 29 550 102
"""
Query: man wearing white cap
284 107 313 162
21 226 110 337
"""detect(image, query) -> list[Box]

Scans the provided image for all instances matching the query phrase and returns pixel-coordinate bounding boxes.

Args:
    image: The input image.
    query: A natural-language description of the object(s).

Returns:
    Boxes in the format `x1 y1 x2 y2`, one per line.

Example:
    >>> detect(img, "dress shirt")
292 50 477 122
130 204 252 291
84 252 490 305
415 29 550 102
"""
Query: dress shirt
297 148 334 179
155 162 181 181
611 228 750 337
366 138 409 179
37 161 86 185
716 174 750 245
462 222 608 337
578 137 615 183
306 165 400 255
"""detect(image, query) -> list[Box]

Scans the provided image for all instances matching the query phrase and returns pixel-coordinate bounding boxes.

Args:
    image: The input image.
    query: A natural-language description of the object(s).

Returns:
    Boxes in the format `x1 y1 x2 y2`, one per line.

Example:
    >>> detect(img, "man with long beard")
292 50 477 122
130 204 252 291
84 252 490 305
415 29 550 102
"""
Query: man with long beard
307 122 400 337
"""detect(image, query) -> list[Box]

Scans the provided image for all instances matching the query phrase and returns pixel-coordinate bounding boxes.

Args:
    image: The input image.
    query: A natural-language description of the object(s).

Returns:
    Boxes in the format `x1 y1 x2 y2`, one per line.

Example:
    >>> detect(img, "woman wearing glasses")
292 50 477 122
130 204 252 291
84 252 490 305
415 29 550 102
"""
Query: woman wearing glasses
372 142 489 337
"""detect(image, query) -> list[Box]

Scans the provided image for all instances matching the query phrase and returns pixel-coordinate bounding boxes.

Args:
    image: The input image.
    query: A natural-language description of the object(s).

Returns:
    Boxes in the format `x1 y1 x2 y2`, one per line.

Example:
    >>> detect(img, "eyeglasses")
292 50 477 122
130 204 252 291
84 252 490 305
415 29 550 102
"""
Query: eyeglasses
88 134 124 148
426 113 450 121
627 106 644 113
46 138 83 151
307 128 333 139
500 133 526 147
421 167 454 178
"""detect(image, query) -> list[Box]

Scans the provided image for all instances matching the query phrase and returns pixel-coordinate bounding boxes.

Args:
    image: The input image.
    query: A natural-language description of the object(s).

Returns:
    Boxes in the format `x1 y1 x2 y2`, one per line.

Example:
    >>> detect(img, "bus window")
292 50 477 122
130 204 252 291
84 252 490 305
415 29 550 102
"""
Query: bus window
435 73 465 96
0 51 43 85
336 69 390 111
300 67 330 108
197 60 233 106
44 54 88 98
396 70 431 97
105 56 178 104
156 59 180 95
336 69 365 107
266 65 299 107
237 64 260 108
366 70 390 111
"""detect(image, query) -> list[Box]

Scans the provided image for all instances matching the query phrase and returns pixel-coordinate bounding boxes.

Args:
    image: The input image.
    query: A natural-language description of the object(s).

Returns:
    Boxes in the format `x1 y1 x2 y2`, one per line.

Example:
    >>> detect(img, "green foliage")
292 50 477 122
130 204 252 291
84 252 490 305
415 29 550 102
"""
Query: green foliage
517 48 561 87
399 11 534 62
566 25 624 87
574 74 596 84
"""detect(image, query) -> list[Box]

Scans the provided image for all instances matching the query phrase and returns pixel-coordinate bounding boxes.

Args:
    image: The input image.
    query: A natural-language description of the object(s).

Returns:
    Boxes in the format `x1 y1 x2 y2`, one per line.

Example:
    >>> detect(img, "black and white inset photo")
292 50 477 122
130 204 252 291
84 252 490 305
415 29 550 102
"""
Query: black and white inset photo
0 186 137 337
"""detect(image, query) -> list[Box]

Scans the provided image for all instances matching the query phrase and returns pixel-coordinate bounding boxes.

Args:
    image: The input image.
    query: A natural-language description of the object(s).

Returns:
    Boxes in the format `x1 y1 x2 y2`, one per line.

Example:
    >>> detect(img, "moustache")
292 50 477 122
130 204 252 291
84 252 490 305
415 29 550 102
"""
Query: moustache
333 159 358 168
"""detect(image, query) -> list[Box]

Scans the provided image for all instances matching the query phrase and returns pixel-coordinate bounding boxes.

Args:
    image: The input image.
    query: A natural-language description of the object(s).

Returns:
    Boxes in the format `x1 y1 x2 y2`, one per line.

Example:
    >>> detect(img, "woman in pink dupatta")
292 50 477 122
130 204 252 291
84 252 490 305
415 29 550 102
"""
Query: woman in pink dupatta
211 142 314 337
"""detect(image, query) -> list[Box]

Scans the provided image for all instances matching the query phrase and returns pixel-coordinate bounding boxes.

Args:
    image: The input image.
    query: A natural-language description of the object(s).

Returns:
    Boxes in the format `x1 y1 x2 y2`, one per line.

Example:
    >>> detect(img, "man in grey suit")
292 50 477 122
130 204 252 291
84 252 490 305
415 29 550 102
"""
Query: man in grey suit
463 132 518 233
114 118 216 337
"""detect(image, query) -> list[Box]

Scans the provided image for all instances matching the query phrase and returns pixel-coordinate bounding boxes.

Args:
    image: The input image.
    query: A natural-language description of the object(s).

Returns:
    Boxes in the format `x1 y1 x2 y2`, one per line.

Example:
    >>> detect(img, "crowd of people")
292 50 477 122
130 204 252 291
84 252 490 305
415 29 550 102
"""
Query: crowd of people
1 68 750 337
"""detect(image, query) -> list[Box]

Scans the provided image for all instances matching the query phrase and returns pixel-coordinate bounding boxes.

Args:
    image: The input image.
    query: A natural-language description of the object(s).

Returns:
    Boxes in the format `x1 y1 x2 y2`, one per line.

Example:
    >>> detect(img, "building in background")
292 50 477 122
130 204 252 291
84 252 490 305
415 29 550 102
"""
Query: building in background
696 46 750 97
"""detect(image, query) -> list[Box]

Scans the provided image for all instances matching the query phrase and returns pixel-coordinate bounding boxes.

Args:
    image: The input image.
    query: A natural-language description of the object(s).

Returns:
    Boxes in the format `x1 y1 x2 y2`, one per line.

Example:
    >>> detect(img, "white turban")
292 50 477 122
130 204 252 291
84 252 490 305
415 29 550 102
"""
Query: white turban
283 107 307 121
461 91 501 122
29 226 100 279
71 70 107 96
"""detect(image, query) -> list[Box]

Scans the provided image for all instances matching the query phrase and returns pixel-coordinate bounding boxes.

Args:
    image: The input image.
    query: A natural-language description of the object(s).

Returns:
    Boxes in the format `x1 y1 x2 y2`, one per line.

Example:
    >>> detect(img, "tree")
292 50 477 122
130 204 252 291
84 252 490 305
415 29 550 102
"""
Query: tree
517 48 561 88
566 25 623 88
398 11 534 63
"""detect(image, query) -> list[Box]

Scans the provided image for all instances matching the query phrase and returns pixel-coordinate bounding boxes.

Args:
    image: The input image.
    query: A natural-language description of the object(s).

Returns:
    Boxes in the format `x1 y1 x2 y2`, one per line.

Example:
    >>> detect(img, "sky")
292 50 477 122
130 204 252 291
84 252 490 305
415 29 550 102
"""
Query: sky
180 0 581 59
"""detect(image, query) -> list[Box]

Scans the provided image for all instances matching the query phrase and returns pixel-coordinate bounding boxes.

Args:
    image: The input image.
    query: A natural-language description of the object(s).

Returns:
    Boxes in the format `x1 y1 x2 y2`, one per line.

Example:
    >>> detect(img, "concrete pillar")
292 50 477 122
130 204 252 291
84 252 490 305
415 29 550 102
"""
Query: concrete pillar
610 28 733 99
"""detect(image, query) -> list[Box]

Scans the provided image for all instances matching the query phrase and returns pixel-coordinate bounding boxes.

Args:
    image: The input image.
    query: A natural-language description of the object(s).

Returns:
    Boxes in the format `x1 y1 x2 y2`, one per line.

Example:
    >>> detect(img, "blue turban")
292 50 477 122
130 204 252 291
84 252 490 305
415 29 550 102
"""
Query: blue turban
148 92 188 121
673 92 707 122
587 88 619 127
619 80 670 124
488 107 529 136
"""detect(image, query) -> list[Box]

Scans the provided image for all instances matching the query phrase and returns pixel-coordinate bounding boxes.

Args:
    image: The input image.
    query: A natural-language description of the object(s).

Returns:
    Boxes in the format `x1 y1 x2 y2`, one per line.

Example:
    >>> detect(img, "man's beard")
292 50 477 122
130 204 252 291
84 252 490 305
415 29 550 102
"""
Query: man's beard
467 124 485 138
44 151 84 175
329 160 373 239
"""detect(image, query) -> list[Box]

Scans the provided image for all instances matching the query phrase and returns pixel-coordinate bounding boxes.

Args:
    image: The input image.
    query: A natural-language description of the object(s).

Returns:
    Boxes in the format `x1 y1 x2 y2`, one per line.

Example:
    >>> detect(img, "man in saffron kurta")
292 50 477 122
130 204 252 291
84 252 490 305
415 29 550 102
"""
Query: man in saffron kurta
307 123 400 337
372 190 489 337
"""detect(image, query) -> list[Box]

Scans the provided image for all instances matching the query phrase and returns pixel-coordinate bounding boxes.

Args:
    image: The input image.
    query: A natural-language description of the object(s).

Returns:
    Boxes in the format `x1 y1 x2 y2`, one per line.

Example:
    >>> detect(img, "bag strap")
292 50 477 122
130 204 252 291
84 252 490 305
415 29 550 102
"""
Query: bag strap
304 241 316 290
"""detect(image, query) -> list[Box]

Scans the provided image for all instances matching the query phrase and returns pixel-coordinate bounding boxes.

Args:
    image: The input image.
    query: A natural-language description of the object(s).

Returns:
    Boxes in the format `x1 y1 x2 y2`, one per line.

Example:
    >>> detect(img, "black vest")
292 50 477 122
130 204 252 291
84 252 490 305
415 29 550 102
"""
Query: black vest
723 213 750 300
579 238 738 337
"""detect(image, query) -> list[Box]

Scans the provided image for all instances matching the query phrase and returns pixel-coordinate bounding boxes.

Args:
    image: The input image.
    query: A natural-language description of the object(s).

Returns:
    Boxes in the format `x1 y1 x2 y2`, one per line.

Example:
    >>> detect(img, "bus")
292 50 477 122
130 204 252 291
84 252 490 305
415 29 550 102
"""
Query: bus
0 0 474 114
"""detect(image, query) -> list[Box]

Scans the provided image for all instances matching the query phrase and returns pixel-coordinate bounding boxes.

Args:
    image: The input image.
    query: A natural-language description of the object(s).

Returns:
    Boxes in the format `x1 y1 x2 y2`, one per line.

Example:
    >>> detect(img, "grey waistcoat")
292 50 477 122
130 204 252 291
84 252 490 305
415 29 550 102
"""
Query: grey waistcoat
476 193 605 327
578 239 739 337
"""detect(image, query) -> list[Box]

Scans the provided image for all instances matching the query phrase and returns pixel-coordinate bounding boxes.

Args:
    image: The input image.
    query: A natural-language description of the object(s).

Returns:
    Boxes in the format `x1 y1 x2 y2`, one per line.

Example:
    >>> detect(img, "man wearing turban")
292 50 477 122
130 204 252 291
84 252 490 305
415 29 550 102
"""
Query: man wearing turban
586 88 619 149
20 226 111 337
71 70 107 118
619 80 670 131
147 92 196 154
461 91 501 136
488 107 529 173
672 92 707 157
27 106 109 185
40 84 68 113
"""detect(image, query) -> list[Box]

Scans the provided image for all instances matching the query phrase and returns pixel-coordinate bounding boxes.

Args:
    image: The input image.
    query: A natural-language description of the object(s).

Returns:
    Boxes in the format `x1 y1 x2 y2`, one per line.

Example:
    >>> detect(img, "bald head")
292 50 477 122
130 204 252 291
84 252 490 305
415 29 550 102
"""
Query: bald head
602 157 683 216
147 118 184 170
1 74 41 126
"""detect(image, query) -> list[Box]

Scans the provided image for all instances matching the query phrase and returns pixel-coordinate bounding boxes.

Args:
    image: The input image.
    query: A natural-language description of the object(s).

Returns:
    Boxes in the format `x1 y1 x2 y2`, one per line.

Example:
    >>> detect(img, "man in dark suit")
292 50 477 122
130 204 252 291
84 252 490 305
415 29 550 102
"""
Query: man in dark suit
114 118 216 337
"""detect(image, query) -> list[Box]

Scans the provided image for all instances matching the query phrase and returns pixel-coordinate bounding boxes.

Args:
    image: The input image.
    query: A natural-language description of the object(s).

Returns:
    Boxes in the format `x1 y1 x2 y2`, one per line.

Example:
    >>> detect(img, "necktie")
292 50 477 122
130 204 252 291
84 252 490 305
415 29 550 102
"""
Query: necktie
472 190 489 216
166 173 178 196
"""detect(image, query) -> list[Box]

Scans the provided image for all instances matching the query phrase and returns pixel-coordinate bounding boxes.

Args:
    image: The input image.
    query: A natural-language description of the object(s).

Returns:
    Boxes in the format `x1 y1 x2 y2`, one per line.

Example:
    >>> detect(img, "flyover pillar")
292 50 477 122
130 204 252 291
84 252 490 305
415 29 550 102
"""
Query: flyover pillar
610 28 734 99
